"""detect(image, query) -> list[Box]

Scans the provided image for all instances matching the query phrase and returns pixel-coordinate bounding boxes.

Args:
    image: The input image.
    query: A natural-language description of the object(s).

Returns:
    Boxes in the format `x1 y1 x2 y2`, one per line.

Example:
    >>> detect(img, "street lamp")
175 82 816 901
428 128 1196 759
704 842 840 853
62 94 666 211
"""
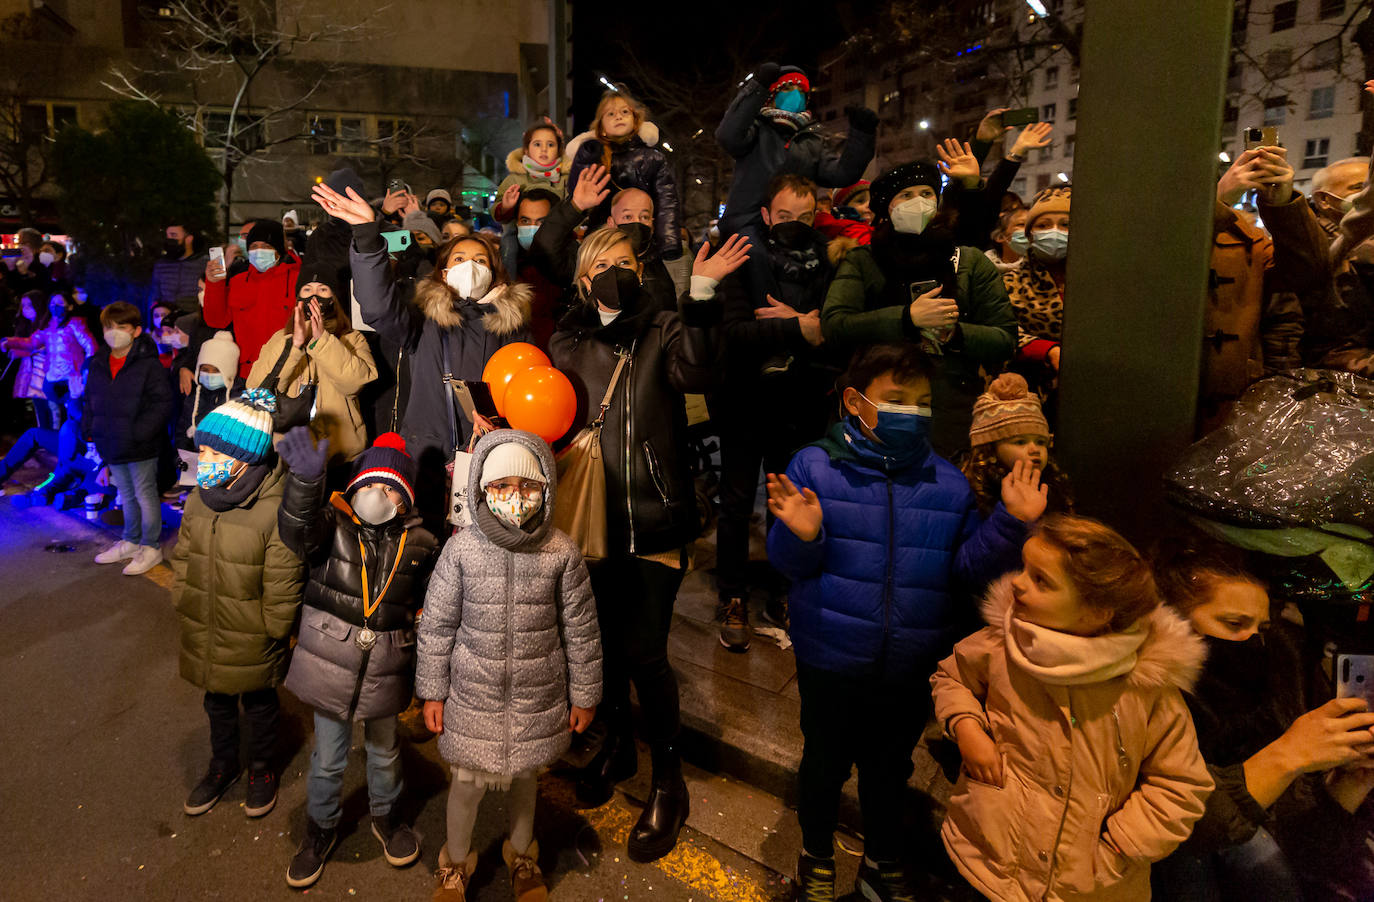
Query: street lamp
1024 0 1049 16
598 75 618 92
918 119 930 130
1057 172 1070 183
662 142 673 152
1218 151 1230 162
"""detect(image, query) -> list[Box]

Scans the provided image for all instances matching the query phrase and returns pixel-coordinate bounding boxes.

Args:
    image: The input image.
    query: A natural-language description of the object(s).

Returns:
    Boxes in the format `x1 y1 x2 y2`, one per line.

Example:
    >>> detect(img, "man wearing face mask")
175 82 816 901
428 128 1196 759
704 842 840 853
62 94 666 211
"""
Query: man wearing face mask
823 162 1018 457
204 219 302 382
499 186 564 351
711 173 836 650
149 223 208 315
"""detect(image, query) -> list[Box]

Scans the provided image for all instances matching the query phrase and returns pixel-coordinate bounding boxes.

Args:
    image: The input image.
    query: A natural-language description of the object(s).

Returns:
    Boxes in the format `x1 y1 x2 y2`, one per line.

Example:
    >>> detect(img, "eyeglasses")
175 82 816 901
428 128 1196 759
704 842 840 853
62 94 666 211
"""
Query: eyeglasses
485 481 544 501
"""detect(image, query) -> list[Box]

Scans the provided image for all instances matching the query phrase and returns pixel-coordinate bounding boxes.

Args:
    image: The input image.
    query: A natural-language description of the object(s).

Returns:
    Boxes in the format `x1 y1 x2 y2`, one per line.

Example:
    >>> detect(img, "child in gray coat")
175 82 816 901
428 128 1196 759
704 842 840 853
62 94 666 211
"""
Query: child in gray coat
416 429 602 902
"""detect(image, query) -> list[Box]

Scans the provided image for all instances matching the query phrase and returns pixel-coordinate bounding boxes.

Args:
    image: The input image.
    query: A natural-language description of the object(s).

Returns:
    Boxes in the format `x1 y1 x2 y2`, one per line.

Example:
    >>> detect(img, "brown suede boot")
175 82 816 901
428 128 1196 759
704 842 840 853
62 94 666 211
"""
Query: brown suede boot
502 838 548 902
432 845 478 902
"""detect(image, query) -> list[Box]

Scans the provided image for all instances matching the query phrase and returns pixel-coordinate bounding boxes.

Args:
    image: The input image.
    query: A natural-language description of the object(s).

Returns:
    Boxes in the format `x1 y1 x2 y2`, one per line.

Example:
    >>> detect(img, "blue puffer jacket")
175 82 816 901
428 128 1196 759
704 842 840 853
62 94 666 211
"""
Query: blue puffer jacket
768 422 1027 681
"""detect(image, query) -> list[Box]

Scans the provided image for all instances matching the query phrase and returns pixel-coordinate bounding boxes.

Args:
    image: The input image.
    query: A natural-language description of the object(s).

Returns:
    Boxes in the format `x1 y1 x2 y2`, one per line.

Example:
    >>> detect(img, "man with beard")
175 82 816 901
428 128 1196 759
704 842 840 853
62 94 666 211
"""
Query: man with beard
149 223 208 315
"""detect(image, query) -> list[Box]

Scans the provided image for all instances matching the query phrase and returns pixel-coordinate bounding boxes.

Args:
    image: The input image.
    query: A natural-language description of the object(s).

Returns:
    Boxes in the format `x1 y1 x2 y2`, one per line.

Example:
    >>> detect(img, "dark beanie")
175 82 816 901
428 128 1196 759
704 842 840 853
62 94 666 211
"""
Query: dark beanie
346 432 416 507
325 167 365 200
295 261 341 297
870 161 943 222
245 220 287 259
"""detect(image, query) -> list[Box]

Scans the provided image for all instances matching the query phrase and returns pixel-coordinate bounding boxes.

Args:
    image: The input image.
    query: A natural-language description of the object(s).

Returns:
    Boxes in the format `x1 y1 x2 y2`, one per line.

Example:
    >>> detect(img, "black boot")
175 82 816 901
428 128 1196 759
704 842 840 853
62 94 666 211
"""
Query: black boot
575 720 638 808
627 744 690 863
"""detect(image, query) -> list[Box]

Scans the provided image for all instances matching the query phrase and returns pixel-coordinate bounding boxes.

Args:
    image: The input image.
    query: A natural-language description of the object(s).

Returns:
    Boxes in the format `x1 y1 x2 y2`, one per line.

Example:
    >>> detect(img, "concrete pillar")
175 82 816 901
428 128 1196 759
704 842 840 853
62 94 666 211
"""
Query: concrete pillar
548 0 570 131
1056 0 1232 535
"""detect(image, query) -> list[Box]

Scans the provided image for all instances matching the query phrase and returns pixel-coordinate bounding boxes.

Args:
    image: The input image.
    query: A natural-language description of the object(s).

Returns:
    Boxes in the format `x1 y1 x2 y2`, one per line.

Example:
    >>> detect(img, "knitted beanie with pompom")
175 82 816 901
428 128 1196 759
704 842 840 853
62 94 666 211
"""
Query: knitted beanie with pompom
969 373 1050 447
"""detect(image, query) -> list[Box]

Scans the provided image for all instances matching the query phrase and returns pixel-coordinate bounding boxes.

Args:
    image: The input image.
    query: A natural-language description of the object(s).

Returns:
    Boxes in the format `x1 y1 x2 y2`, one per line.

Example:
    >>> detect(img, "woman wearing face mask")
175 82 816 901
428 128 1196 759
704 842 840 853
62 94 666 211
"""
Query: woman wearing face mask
548 225 749 863
313 180 534 530
2 292 54 429
1002 186 1071 377
247 265 377 471
1152 539 1374 902
34 291 96 428
203 219 302 383
822 161 1019 458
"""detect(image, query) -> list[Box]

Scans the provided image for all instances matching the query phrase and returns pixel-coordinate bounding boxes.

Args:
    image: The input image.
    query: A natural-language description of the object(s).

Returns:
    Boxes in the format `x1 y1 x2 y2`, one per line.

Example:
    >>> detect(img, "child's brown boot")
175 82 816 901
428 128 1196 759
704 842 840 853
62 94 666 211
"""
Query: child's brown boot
432 845 477 902
502 838 548 902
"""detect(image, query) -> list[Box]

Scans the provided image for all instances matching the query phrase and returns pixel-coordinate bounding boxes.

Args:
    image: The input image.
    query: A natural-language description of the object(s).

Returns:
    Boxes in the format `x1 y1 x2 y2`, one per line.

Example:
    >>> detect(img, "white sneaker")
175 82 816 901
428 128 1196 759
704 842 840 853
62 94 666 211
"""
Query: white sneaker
123 546 163 576
94 540 139 564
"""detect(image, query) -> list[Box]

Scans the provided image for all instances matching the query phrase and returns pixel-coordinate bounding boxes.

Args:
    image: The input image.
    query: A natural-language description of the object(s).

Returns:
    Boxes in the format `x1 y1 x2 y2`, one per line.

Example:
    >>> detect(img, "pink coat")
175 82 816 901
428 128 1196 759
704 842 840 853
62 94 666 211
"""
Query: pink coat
931 578 1213 901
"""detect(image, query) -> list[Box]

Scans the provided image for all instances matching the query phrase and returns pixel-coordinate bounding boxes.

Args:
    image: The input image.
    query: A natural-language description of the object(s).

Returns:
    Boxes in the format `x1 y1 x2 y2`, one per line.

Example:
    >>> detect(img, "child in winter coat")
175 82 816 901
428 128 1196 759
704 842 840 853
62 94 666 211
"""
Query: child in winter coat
175 330 239 456
493 118 569 223
960 373 1074 521
931 515 1214 901
565 88 682 261
172 389 305 821
766 342 1043 902
417 430 602 902
276 428 440 889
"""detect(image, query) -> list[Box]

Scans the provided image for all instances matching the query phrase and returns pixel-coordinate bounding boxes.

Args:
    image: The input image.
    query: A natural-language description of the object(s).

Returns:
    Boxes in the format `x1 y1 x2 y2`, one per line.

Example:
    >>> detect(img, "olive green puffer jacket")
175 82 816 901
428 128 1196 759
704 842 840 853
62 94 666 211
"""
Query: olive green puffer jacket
172 463 305 694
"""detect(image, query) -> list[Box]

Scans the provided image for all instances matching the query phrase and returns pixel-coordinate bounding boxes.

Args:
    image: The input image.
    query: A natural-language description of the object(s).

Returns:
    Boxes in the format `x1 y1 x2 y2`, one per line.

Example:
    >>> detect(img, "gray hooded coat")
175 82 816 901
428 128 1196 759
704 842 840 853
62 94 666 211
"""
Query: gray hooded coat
415 430 602 776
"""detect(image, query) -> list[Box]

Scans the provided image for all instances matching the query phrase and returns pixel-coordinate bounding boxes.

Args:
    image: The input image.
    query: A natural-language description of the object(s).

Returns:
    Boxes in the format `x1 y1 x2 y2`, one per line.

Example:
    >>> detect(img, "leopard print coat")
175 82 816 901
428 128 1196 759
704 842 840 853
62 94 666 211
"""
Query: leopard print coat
1002 258 1063 349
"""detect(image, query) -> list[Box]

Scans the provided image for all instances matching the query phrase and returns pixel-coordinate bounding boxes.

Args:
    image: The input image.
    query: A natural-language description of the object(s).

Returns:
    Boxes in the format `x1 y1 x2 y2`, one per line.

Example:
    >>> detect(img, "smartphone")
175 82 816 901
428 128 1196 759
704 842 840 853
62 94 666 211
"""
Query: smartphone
382 230 412 254
387 178 408 195
1337 654 1374 708
454 380 503 422
909 279 940 302
208 246 224 267
1244 126 1279 150
1002 107 1039 129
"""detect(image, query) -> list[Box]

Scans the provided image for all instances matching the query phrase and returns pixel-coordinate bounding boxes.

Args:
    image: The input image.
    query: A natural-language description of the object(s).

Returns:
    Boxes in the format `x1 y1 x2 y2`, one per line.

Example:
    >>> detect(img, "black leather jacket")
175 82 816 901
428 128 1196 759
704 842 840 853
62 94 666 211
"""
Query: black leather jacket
567 136 682 261
277 472 440 632
549 290 721 555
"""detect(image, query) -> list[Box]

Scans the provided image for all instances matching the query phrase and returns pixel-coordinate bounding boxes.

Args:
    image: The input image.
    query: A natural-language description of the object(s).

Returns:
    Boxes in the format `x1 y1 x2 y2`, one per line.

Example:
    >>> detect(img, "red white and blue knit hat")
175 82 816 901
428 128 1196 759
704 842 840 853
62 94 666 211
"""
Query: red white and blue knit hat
195 388 277 464
346 432 415 507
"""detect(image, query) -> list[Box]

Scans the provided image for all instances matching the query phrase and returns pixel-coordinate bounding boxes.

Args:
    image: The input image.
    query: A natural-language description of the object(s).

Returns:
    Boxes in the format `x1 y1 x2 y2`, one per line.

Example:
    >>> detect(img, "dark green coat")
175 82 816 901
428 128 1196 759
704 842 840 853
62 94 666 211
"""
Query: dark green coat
172 464 305 694
821 244 1018 456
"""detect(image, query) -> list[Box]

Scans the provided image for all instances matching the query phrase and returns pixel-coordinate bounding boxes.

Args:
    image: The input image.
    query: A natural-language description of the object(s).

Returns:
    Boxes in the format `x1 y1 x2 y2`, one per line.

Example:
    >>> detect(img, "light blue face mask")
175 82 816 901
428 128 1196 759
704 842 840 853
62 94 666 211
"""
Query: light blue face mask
774 88 807 114
247 248 278 272
1030 227 1069 262
1008 231 1031 255
517 224 539 250
197 458 236 489
199 372 226 391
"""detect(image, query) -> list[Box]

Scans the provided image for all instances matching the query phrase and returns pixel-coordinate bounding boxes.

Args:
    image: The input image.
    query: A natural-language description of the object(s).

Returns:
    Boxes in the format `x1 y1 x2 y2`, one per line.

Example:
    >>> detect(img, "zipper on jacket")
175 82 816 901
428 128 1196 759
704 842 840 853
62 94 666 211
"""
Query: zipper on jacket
1042 697 1078 901
879 477 895 670
206 515 219 686
622 344 638 554
503 552 514 773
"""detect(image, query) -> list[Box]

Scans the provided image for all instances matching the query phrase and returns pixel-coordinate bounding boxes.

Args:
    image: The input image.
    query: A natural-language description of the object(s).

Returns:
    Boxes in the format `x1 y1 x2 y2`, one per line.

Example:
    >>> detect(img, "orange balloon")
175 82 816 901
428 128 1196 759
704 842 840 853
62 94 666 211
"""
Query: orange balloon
482 342 551 416
503 366 578 443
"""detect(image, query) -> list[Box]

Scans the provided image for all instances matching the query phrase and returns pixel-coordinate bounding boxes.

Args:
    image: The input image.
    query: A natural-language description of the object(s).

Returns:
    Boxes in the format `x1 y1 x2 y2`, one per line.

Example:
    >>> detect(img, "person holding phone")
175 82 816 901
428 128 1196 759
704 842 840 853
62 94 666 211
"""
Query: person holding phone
1152 538 1374 901
821 161 1017 457
203 219 301 381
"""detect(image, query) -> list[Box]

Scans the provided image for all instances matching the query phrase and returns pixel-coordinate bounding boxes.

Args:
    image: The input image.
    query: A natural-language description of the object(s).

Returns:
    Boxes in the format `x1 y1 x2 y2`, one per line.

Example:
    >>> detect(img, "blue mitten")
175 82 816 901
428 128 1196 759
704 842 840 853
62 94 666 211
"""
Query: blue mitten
278 426 329 481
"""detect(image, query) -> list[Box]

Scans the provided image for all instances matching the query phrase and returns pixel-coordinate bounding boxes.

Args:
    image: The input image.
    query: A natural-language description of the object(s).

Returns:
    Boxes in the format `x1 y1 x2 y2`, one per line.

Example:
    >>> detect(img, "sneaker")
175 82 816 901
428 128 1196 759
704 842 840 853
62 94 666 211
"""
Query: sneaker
796 852 836 902
433 846 479 902
856 856 916 902
183 764 240 816
717 596 751 652
123 545 163 576
244 766 277 817
371 810 421 867
502 838 547 902
94 539 139 564
285 818 337 888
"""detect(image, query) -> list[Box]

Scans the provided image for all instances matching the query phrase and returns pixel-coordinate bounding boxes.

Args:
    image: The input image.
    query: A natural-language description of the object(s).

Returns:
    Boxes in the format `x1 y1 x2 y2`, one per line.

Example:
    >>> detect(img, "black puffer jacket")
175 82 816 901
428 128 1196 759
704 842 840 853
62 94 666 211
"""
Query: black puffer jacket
82 333 176 464
549 289 720 555
565 122 682 261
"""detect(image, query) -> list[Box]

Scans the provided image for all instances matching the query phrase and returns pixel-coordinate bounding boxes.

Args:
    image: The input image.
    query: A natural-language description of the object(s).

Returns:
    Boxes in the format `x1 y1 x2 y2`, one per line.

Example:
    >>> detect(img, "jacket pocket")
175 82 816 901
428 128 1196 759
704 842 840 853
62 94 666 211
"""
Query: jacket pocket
641 441 673 506
948 773 1018 867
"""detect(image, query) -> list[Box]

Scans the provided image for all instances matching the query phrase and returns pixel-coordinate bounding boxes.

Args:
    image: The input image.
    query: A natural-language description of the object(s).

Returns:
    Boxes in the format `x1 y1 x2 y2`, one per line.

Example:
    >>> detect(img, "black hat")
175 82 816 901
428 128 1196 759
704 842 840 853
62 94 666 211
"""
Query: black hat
870 161 943 222
245 220 287 259
325 166 364 199
295 261 341 298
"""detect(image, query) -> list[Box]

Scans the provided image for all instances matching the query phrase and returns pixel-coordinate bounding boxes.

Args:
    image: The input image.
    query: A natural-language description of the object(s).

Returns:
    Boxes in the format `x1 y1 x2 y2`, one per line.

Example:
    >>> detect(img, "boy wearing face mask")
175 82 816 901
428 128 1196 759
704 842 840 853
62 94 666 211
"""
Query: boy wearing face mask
203 219 302 382
417 430 601 902
172 389 305 821
274 428 438 889
765 343 1043 902
86 302 176 575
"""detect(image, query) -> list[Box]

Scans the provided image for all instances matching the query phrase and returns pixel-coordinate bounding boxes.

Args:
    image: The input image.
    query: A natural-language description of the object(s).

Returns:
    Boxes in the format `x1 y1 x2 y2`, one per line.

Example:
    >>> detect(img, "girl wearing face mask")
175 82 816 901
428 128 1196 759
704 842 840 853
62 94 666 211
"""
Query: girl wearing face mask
313 180 535 530
822 161 1019 457
547 225 748 863
175 330 240 467
1152 540 1374 902
246 265 376 470
416 431 601 902
202 219 302 383
986 207 1030 274
1003 186 1071 377
34 291 95 428
565 88 683 261
2 291 54 429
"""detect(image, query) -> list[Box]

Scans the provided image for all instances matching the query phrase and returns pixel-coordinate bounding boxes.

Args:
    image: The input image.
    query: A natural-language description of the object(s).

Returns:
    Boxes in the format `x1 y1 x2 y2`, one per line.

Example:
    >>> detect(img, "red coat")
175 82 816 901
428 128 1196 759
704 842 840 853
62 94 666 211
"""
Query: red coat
815 210 872 245
202 255 301 379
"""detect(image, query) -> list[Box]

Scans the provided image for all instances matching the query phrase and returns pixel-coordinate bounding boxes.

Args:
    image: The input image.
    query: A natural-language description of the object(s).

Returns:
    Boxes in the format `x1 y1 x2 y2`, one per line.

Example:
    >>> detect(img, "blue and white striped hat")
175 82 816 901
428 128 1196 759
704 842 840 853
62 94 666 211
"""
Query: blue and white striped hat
195 388 278 464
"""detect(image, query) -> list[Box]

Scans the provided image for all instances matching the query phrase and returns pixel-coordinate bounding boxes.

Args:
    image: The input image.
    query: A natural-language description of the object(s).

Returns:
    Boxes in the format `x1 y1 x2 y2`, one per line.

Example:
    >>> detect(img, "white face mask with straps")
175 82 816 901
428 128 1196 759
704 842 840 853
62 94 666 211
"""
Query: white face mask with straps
352 485 397 525
444 259 492 300
890 195 938 235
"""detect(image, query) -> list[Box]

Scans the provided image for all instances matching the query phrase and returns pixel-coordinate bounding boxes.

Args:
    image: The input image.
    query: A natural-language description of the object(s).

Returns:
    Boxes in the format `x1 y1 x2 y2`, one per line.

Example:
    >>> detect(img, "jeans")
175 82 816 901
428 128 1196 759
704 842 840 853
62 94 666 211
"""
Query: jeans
1151 826 1300 901
796 662 928 862
107 457 161 546
204 688 279 770
0 426 58 482
42 379 68 428
306 711 403 830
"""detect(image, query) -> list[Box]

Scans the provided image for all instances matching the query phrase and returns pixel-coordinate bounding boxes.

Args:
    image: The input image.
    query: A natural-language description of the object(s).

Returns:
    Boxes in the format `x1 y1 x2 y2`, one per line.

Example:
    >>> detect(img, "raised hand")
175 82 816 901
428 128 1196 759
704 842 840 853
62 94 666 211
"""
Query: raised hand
400 191 421 218
205 252 227 283
1277 698 1374 774
936 138 981 187
954 718 1004 787
766 472 823 542
308 297 326 342
976 108 1012 143
1002 459 1049 523
1010 121 1054 159
1254 146 1295 206
499 182 523 215
277 425 330 481
178 367 195 395
909 284 960 330
380 187 407 215
692 233 752 282
312 182 376 225
291 302 309 348
572 164 612 212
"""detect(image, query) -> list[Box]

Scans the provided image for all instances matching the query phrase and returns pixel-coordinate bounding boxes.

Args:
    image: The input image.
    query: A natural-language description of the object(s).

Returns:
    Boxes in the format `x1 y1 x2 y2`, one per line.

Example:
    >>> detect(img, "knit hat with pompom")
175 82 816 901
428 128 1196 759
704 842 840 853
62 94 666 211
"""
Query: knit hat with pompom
969 373 1050 447
347 432 416 507
195 388 278 464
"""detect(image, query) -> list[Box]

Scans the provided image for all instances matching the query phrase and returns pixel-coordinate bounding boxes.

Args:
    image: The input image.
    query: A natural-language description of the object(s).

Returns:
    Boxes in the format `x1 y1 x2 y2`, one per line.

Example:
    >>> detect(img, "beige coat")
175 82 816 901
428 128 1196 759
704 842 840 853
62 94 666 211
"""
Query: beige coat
248 329 376 464
931 578 1213 902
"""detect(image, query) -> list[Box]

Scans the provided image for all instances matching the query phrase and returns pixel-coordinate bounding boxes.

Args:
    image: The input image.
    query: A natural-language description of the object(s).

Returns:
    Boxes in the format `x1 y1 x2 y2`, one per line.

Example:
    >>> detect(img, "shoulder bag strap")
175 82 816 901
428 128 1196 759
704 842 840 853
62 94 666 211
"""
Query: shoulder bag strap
591 351 630 428
439 330 459 453
267 338 294 391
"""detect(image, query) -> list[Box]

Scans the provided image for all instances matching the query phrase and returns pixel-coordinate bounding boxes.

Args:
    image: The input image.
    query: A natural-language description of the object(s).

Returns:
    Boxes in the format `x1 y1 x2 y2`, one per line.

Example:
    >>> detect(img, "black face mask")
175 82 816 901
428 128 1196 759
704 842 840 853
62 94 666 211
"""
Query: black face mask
617 222 653 259
1202 633 1270 685
769 220 816 250
164 238 184 256
588 265 640 311
299 295 339 327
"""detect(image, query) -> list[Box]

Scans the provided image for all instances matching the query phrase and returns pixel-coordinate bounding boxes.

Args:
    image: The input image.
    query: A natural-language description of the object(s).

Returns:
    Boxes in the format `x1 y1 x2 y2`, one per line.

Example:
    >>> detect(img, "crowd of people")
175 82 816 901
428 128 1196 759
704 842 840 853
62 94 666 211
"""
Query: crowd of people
3 64 1374 902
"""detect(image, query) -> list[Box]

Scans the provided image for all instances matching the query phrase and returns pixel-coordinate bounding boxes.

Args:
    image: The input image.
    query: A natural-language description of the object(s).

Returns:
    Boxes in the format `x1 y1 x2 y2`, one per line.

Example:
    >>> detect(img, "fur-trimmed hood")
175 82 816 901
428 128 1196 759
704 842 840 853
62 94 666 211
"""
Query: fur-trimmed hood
564 120 660 162
827 234 861 267
505 147 572 177
980 575 1206 693
414 280 533 337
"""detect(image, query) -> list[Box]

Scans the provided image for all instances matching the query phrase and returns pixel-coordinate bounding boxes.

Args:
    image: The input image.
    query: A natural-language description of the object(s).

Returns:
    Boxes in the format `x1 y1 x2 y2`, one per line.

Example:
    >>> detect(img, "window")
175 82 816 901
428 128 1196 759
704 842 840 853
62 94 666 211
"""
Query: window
1263 48 1292 79
1272 1 1297 31
1310 86 1336 119
1320 0 1345 18
201 110 264 151
1038 147 1053 163
1011 177 1028 198
1064 133 1075 157
1042 102 1057 121
1223 103 1239 131
1068 98 1077 120
21 102 77 139
376 117 414 155
1045 66 1059 89
1036 173 1051 192
308 114 367 155
1263 95 1288 126
1304 137 1330 169
1308 38 1341 70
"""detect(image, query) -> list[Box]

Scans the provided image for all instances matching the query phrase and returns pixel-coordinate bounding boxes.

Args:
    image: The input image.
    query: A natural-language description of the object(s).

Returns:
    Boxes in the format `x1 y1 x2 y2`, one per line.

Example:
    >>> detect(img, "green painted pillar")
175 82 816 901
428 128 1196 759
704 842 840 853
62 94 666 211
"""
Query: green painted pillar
1056 0 1232 534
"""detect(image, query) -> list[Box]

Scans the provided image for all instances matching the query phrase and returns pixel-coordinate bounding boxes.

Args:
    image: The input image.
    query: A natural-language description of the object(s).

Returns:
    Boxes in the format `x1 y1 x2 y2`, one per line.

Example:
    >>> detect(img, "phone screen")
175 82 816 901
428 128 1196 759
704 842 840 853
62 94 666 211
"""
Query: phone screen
1337 655 1374 708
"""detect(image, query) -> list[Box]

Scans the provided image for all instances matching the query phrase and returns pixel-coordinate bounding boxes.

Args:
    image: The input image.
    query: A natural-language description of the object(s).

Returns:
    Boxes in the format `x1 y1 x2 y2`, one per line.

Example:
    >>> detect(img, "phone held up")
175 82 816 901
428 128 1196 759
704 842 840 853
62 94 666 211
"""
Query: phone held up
207 246 225 268
1243 126 1279 151
1002 107 1039 129
1337 654 1374 709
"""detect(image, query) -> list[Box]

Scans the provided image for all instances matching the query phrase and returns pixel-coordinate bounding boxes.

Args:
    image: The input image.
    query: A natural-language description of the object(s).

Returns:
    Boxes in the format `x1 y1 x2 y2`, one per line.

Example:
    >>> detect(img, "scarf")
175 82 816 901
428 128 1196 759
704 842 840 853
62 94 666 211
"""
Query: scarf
1004 605 1147 686
199 461 273 512
761 107 813 130
522 153 562 182
473 494 548 551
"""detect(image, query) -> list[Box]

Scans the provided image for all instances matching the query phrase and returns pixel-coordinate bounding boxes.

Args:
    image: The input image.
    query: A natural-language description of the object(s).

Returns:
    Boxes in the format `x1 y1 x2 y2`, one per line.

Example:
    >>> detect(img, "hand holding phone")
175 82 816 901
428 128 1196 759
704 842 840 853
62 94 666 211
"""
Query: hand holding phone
1002 107 1039 129
206 246 226 282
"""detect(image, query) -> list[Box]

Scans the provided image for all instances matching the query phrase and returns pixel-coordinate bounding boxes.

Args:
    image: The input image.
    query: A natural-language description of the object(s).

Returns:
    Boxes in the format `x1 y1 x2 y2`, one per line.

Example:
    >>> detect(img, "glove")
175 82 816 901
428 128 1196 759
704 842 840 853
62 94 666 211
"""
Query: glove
278 426 329 481
755 62 781 87
845 105 879 134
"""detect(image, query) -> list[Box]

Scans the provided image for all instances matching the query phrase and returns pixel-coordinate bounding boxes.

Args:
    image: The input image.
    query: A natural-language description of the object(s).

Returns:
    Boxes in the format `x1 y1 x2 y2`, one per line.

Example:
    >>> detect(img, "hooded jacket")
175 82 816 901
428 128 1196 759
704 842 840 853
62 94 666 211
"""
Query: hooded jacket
565 121 683 261
202 251 302 380
278 472 440 721
931 578 1213 901
82 332 176 465
414 430 602 777
349 220 532 462
494 147 570 211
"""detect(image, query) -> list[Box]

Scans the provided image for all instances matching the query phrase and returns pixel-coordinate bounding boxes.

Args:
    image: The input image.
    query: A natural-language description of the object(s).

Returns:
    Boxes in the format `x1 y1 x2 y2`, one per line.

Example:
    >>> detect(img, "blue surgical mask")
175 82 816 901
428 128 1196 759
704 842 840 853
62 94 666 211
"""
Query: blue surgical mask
199 372 226 391
1030 227 1069 262
247 248 278 272
233 236 248 254
196 458 237 489
860 392 933 448
517 224 539 250
1008 231 1031 255
774 88 807 114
